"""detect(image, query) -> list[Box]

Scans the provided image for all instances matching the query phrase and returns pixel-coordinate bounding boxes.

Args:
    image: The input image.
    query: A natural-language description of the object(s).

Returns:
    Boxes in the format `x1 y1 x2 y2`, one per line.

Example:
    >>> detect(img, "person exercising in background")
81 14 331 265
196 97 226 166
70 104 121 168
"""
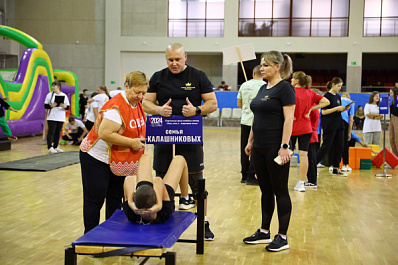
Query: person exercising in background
123 154 193 224
0 97 18 141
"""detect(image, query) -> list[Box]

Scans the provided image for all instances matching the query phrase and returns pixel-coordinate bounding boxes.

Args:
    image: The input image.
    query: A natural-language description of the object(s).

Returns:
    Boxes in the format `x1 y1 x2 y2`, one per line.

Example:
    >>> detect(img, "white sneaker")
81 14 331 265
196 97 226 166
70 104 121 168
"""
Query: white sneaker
329 166 333 171
294 181 305 192
48 147 57 154
341 165 352 172
54 147 64 153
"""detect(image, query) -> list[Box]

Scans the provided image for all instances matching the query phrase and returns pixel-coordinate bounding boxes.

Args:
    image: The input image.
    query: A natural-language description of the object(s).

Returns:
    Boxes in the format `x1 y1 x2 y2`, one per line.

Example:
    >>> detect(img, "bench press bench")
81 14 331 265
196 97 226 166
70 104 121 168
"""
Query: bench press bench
65 179 206 265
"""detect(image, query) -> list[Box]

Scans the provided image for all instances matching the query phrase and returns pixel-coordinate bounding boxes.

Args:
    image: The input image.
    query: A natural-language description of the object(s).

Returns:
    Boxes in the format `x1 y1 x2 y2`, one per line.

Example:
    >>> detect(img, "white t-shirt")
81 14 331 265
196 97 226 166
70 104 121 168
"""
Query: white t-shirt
45 92 70 122
92 93 109 111
86 101 98 122
65 119 86 133
237 79 265 126
87 91 130 163
363 103 382 133
109 89 122 98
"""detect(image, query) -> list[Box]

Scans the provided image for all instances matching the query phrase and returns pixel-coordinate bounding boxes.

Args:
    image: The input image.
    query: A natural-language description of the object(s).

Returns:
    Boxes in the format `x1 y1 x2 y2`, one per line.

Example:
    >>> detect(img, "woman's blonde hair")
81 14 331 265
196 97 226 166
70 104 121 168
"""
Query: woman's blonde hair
261 51 293 80
125 71 148 88
98 85 110 97
341 92 350 99
292 71 312 88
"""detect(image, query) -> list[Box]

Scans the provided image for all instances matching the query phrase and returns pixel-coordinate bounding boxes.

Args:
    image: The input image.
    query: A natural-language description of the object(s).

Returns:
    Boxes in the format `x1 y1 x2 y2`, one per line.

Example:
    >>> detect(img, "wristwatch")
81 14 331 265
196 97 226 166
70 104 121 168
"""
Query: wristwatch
196 106 202 116
281 143 290 149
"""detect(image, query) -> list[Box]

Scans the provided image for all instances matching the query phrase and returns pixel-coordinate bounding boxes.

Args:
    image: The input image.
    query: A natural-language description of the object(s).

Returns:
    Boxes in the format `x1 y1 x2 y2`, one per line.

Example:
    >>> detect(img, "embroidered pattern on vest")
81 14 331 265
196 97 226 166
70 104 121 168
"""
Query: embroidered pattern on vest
110 160 139 176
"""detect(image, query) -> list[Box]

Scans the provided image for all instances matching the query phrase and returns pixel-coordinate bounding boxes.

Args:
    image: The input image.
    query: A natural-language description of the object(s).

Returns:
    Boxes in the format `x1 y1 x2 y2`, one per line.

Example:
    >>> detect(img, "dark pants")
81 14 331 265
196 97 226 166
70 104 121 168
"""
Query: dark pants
85 120 94 132
342 121 350 165
47 120 64 149
354 117 364 130
307 142 318 184
80 151 126 233
252 146 292 235
240 124 255 180
316 130 344 168
62 127 84 142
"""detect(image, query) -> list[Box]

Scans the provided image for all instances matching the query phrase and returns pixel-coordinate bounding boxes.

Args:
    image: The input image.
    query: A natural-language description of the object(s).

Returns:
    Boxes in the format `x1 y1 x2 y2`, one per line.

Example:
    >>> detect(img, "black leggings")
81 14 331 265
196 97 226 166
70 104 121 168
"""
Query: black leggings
307 142 318 184
342 121 350 165
240 124 255 178
252 146 292 235
80 151 126 233
47 120 64 149
316 130 344 168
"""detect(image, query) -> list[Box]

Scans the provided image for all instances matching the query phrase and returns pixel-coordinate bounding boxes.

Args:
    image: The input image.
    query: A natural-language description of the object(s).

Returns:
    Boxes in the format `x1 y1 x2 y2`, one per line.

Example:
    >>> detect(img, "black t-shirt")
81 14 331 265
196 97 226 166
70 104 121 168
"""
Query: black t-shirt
391 102 398 117
0 98 10 118
321 92 344 132
123 183 175 224
148 65 214 115
79 95 88 111
250 80 296 148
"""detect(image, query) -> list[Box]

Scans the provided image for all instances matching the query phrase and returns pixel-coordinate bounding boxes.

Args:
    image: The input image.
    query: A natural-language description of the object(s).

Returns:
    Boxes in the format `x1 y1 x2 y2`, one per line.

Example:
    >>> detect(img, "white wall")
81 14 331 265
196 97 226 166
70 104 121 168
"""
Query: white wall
120 52 164 86
105 0 398 92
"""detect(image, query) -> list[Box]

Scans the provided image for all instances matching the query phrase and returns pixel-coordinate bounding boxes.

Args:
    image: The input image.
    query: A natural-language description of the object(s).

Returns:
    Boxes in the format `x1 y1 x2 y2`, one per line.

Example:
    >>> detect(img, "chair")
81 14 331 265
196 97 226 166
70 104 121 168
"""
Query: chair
231 108 242 119
205 109 220 126
220 108 232 126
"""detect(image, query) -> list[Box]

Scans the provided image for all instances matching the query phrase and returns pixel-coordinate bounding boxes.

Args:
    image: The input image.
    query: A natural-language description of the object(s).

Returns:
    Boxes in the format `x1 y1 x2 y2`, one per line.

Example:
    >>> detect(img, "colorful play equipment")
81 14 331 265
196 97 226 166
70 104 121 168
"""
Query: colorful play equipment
0 25 79 138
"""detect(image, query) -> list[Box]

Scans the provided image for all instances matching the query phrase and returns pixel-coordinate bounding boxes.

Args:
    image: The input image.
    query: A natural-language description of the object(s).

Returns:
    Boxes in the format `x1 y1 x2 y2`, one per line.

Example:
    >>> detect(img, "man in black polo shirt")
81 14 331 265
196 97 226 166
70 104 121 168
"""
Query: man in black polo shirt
143 43 217 240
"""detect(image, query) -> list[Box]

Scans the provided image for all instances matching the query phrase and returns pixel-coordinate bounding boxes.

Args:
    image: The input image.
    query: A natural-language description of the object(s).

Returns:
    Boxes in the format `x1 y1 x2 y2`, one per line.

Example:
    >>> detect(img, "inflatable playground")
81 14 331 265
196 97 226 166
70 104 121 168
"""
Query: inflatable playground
0 25 79 138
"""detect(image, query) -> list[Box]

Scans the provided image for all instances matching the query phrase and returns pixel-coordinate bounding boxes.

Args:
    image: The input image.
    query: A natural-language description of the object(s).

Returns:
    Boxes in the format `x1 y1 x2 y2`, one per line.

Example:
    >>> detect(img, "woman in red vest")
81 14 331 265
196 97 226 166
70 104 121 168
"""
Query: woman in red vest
80 71 148 233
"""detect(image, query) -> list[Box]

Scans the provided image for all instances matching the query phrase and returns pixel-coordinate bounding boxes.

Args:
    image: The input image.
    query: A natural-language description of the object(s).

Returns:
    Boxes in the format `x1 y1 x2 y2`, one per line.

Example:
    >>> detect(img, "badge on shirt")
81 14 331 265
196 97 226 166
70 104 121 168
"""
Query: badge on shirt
181 82 196 91
261 96 269 101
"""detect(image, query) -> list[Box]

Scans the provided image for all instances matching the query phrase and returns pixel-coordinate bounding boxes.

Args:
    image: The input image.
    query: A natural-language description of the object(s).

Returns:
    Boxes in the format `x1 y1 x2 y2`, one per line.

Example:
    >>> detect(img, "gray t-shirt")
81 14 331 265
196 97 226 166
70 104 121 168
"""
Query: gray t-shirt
237 79 266 126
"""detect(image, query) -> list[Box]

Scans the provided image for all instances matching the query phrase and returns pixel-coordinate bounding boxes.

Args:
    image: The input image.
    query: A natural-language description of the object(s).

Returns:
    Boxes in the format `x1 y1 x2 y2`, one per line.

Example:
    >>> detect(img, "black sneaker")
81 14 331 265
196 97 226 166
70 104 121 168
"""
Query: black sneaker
179 197 195 210
243 229 271 244
265 235 289 252
246 176 259 186
304 181 317 188
205 221 214 241
332 168 347 177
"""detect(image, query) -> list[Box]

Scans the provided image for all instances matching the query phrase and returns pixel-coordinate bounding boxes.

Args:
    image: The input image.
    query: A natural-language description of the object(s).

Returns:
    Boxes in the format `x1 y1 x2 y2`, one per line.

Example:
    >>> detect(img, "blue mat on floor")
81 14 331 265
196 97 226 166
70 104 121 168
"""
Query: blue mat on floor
0 151 80 171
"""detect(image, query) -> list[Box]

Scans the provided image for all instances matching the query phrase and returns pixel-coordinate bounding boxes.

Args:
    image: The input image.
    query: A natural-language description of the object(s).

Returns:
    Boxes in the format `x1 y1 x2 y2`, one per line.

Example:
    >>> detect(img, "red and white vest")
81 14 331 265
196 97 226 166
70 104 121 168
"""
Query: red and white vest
80 93 146 176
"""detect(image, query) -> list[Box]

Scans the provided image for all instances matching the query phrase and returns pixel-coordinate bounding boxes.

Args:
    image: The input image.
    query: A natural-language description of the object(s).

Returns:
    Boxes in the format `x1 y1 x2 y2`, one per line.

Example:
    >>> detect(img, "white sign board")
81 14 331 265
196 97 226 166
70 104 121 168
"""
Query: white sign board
222 43 256 65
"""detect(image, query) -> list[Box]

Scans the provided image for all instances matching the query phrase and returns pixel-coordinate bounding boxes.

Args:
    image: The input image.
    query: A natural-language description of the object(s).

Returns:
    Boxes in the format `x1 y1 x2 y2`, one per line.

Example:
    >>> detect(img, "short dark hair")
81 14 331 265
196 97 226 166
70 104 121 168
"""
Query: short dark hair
52 80 62 88
134 185 156 209
68 116 75 122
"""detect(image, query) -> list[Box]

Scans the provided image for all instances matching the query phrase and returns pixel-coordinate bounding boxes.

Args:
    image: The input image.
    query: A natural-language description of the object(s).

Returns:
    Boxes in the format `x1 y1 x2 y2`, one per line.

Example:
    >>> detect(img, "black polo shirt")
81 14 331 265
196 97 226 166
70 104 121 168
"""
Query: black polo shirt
148 65 214 115
321 92 345 132
250 80 296 148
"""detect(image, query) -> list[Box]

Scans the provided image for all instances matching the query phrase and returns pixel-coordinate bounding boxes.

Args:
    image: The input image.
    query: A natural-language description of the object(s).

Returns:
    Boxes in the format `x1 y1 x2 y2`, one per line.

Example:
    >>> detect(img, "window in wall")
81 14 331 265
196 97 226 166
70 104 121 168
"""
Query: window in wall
0 10 4 25
168 0 225 37
239 0 349 37
364 0 398 36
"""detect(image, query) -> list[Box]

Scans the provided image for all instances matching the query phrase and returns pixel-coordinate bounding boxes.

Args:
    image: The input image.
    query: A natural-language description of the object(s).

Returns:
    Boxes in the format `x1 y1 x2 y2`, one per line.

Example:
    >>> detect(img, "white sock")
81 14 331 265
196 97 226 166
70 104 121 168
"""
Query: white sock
182 195 189 200
205 216 208 222
260 228 269 234
299 180 305 184
280 235 287 240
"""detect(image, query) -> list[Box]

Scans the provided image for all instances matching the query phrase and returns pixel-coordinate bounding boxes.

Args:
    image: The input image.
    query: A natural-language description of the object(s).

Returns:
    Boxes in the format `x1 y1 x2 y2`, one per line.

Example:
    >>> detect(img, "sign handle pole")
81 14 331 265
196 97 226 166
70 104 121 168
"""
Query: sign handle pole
236 47 248 82
376 114 392 177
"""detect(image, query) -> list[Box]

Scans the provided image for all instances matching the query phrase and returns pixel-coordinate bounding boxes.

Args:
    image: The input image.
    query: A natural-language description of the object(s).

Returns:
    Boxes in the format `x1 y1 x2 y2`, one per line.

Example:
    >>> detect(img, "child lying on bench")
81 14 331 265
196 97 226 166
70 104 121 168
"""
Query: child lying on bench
123 154 195 224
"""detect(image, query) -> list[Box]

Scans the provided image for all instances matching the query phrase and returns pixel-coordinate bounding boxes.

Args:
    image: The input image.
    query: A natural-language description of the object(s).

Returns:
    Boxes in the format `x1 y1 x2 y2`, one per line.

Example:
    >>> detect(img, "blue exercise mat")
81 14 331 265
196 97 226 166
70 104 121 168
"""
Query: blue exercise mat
73 209 197 249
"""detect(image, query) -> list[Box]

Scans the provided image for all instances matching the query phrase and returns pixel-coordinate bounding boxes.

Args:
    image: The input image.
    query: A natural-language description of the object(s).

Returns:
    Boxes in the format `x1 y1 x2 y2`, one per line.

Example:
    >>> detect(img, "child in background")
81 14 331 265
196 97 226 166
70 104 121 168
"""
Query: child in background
0 97 18 141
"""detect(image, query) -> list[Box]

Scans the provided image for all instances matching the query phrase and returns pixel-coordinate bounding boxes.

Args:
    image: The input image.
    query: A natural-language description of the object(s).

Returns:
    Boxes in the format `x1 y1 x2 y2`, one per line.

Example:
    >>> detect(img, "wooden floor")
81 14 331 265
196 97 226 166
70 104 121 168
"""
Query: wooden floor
0 128 397 265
